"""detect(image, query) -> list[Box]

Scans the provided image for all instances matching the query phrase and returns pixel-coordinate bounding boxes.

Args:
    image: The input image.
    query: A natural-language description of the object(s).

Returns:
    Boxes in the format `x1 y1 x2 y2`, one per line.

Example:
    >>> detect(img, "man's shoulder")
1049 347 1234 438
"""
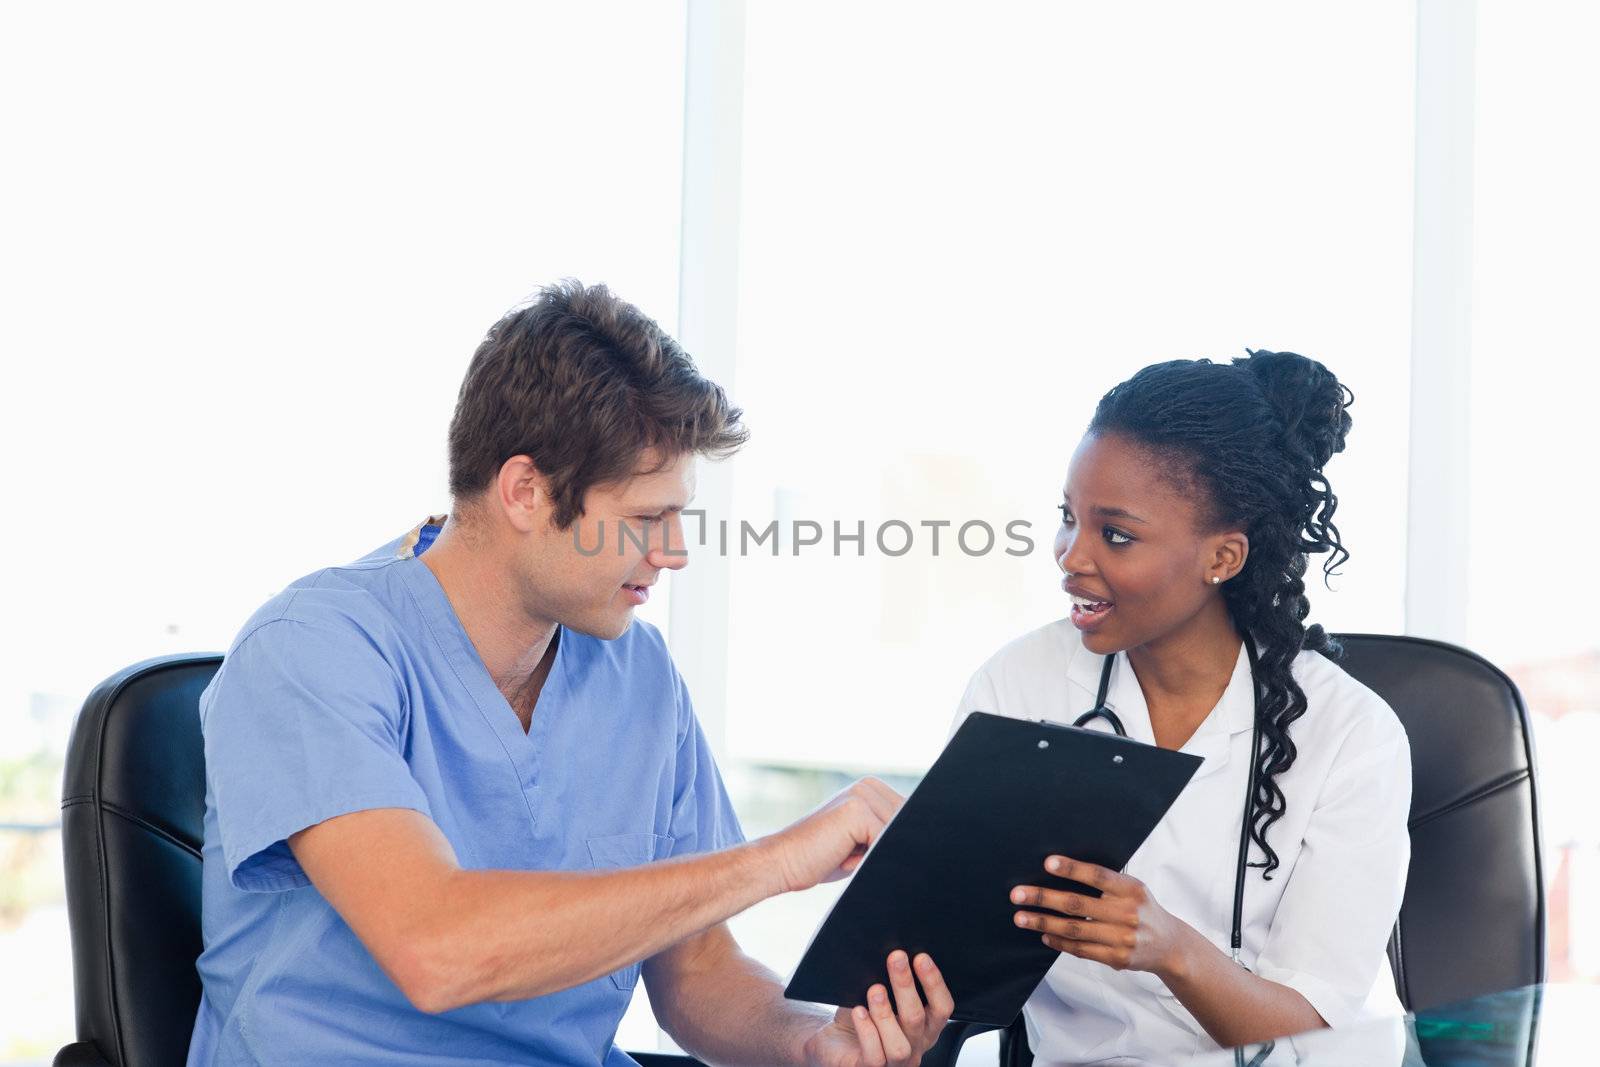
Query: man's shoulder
228 564 403 655
201 573 415 739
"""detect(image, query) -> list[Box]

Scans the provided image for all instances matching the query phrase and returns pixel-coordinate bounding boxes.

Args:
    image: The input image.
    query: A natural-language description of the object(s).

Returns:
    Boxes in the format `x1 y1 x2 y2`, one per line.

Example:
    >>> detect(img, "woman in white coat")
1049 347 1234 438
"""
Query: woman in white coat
957 350 1412 1065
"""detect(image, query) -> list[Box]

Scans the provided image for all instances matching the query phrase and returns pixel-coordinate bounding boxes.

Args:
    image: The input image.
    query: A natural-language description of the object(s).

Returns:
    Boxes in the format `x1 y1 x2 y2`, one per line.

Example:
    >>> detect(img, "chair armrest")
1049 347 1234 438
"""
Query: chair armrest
54 1042 115 1067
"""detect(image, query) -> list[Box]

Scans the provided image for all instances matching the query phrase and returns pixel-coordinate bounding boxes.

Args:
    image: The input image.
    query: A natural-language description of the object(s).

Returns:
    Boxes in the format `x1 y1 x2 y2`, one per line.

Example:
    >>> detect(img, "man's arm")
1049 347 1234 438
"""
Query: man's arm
644 923 954 1067
287 778 902 1014
644 924 827 1066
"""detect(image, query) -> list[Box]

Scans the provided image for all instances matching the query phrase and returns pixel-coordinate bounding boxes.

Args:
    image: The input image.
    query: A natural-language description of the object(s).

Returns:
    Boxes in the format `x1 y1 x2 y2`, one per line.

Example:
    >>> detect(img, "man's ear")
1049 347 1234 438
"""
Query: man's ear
495 455 552 533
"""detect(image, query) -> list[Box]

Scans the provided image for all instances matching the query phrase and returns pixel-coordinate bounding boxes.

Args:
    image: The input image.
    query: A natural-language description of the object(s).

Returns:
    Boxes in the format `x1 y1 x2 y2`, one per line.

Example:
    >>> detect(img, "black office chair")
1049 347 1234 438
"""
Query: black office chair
973 632 1548 1067
57 654 217 1067
1338 634 1545 1008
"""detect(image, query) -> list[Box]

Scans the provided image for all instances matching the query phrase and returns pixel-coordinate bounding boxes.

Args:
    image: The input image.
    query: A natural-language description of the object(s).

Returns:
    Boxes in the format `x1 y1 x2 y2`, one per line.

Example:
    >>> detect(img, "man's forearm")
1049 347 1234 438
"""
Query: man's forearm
647 930 829 1067
409 839 783 1011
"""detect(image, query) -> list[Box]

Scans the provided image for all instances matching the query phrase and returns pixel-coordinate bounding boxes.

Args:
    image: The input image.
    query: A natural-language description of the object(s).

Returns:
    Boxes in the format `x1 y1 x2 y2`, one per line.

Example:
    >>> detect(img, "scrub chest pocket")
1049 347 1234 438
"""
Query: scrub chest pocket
586 833 676 990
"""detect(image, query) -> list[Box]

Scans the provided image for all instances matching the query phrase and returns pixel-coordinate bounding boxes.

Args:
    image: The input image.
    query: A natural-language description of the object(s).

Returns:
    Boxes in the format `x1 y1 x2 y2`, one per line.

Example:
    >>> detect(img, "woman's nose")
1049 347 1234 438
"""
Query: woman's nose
1058 536 1093 576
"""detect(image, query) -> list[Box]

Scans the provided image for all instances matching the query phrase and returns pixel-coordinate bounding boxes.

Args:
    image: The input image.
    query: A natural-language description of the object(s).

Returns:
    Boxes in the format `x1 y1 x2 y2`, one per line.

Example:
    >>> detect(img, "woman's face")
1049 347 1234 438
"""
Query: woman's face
1052 432 1246 656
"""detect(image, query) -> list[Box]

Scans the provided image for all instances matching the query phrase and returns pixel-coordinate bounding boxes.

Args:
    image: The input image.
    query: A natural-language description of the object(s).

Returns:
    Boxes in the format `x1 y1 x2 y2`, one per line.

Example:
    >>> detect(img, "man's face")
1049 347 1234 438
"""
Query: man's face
519 451 696 640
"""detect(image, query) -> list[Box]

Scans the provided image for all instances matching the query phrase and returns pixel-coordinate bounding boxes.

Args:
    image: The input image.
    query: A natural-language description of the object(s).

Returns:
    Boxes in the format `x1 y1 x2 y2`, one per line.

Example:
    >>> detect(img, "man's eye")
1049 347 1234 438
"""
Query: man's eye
1104 527 1133 546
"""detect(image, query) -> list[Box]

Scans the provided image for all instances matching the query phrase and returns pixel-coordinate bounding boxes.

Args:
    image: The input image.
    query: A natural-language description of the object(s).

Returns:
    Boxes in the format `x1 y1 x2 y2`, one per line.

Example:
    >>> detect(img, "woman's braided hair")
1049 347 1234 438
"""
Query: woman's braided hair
1087 350 1354 879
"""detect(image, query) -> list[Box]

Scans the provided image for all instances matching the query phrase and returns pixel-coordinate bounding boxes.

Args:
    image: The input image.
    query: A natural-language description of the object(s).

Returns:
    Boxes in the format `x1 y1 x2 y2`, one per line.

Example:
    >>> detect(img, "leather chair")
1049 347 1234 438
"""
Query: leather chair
981 632 1547 1067
58 655 216 1067
1339 634 1545 1008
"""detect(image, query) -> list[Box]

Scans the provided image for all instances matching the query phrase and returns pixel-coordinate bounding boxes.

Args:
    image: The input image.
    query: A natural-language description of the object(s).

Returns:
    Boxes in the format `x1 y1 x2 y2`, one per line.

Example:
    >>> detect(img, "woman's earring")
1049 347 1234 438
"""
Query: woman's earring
1210 576 1222 585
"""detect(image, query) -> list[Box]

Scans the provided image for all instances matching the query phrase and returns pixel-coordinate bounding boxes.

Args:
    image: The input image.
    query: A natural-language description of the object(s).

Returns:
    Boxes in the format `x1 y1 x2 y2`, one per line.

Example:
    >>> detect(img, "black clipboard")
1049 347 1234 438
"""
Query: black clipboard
783 711 1202 1027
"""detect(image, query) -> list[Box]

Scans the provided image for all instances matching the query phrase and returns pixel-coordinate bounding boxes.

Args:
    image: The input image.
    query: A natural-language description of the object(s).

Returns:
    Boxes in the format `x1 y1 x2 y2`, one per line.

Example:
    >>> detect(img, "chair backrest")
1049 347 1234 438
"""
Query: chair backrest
1333 634 1545 1009
60 654 221 1067
994 632 1546 1067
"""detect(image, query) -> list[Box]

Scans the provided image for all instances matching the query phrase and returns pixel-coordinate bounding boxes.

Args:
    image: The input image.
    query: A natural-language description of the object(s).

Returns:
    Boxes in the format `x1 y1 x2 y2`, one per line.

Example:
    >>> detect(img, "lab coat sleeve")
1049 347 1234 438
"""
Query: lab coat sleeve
1251 710 1412 1028
951 663 1005 737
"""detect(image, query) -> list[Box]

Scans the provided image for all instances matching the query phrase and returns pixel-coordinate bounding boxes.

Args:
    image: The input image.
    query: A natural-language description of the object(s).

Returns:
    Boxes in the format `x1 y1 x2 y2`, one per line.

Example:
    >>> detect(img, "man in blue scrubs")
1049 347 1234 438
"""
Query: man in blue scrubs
187 281 954 1066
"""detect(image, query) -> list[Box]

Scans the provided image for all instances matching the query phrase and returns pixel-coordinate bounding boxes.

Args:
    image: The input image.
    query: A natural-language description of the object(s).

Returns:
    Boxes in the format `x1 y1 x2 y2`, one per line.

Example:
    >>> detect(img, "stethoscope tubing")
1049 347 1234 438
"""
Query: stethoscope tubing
1071 632 1264 967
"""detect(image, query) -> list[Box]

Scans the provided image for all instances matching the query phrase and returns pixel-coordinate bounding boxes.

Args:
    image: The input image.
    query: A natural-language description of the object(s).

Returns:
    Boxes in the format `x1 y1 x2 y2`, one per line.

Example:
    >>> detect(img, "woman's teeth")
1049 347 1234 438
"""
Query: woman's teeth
1070 594 1112 611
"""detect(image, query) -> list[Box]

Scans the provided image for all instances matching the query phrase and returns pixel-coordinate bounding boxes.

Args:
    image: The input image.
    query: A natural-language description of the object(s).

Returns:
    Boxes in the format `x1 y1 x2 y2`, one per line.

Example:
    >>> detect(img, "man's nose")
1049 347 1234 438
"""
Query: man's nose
652 517 690 571
653 546 690 571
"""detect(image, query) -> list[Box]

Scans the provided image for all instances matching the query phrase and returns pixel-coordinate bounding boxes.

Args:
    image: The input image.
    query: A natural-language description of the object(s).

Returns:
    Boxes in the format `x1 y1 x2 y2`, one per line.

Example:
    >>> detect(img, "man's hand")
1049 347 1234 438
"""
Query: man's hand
763 778 904 894
801 951 954 1067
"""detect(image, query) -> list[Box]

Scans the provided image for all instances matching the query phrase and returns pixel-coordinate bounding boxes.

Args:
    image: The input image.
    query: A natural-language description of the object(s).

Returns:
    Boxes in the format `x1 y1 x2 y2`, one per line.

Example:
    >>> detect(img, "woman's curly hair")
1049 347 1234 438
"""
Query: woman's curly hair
1087 350 1354 879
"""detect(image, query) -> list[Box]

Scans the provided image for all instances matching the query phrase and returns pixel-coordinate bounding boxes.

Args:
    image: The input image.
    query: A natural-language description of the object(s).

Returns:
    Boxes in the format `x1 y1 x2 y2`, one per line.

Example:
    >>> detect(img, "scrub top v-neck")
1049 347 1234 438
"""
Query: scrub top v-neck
188 517 743 1067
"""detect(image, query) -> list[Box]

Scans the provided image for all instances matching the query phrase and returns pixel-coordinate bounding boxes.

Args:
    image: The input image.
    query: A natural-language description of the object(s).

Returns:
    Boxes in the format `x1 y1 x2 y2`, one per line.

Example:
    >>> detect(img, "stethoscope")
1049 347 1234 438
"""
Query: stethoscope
1071 630 1266 970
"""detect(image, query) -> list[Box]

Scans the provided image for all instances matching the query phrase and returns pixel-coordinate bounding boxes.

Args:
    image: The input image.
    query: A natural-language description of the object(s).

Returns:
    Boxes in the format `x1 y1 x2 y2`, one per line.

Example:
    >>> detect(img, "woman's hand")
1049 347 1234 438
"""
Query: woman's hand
1010 855 1197 981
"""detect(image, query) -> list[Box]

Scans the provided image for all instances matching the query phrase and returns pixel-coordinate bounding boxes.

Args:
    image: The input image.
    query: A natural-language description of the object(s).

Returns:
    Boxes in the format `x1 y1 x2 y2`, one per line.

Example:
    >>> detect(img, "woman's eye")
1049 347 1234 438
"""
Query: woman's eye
1104 527 1133 546
1057 504 1073 524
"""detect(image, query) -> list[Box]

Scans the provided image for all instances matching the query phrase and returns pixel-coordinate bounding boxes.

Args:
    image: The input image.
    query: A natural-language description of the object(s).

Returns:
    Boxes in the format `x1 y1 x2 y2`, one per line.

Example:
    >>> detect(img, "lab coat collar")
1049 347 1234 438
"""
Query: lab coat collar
1063 633 1257 776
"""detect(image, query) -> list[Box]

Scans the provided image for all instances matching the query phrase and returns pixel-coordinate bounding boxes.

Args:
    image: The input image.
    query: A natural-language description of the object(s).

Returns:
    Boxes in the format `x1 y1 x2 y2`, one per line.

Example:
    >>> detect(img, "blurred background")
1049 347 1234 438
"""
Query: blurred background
1 0 1597 1060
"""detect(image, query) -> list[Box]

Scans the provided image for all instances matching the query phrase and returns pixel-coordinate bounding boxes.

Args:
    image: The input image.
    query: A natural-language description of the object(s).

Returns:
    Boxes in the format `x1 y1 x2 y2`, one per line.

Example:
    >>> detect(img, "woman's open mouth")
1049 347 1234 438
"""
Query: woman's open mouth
1068 593 1114 631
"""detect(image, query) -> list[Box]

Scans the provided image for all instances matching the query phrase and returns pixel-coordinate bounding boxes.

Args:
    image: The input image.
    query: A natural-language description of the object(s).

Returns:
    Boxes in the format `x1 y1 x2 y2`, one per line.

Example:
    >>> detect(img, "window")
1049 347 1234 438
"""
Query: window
5 2 1594 1062
0 3 687 1056
710 3 1417 1041
1468 0 1600 983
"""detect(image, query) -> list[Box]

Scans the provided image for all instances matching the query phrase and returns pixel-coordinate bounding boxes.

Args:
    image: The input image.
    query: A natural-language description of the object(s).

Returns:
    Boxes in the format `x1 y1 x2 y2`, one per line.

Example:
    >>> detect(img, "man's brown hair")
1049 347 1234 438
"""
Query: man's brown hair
447 280 748 527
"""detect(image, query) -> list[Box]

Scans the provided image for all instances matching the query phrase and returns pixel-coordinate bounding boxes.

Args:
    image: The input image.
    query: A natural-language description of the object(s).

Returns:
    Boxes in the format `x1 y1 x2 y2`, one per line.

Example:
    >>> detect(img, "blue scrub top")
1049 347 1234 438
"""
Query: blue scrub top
187 518 744 1066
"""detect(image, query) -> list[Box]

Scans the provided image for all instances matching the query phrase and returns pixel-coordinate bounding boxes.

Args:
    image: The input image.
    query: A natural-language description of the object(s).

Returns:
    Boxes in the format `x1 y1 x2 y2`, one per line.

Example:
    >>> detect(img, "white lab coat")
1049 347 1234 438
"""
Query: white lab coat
954 619 1412 1066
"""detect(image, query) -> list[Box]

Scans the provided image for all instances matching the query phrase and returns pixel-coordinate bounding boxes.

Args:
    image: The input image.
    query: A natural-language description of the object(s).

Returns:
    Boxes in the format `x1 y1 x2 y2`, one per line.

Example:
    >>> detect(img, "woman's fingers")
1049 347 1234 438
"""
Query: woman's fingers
1013 907 1134 948
1008 884 1130 924
1043 855 1144 897
1042 934 1126 967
